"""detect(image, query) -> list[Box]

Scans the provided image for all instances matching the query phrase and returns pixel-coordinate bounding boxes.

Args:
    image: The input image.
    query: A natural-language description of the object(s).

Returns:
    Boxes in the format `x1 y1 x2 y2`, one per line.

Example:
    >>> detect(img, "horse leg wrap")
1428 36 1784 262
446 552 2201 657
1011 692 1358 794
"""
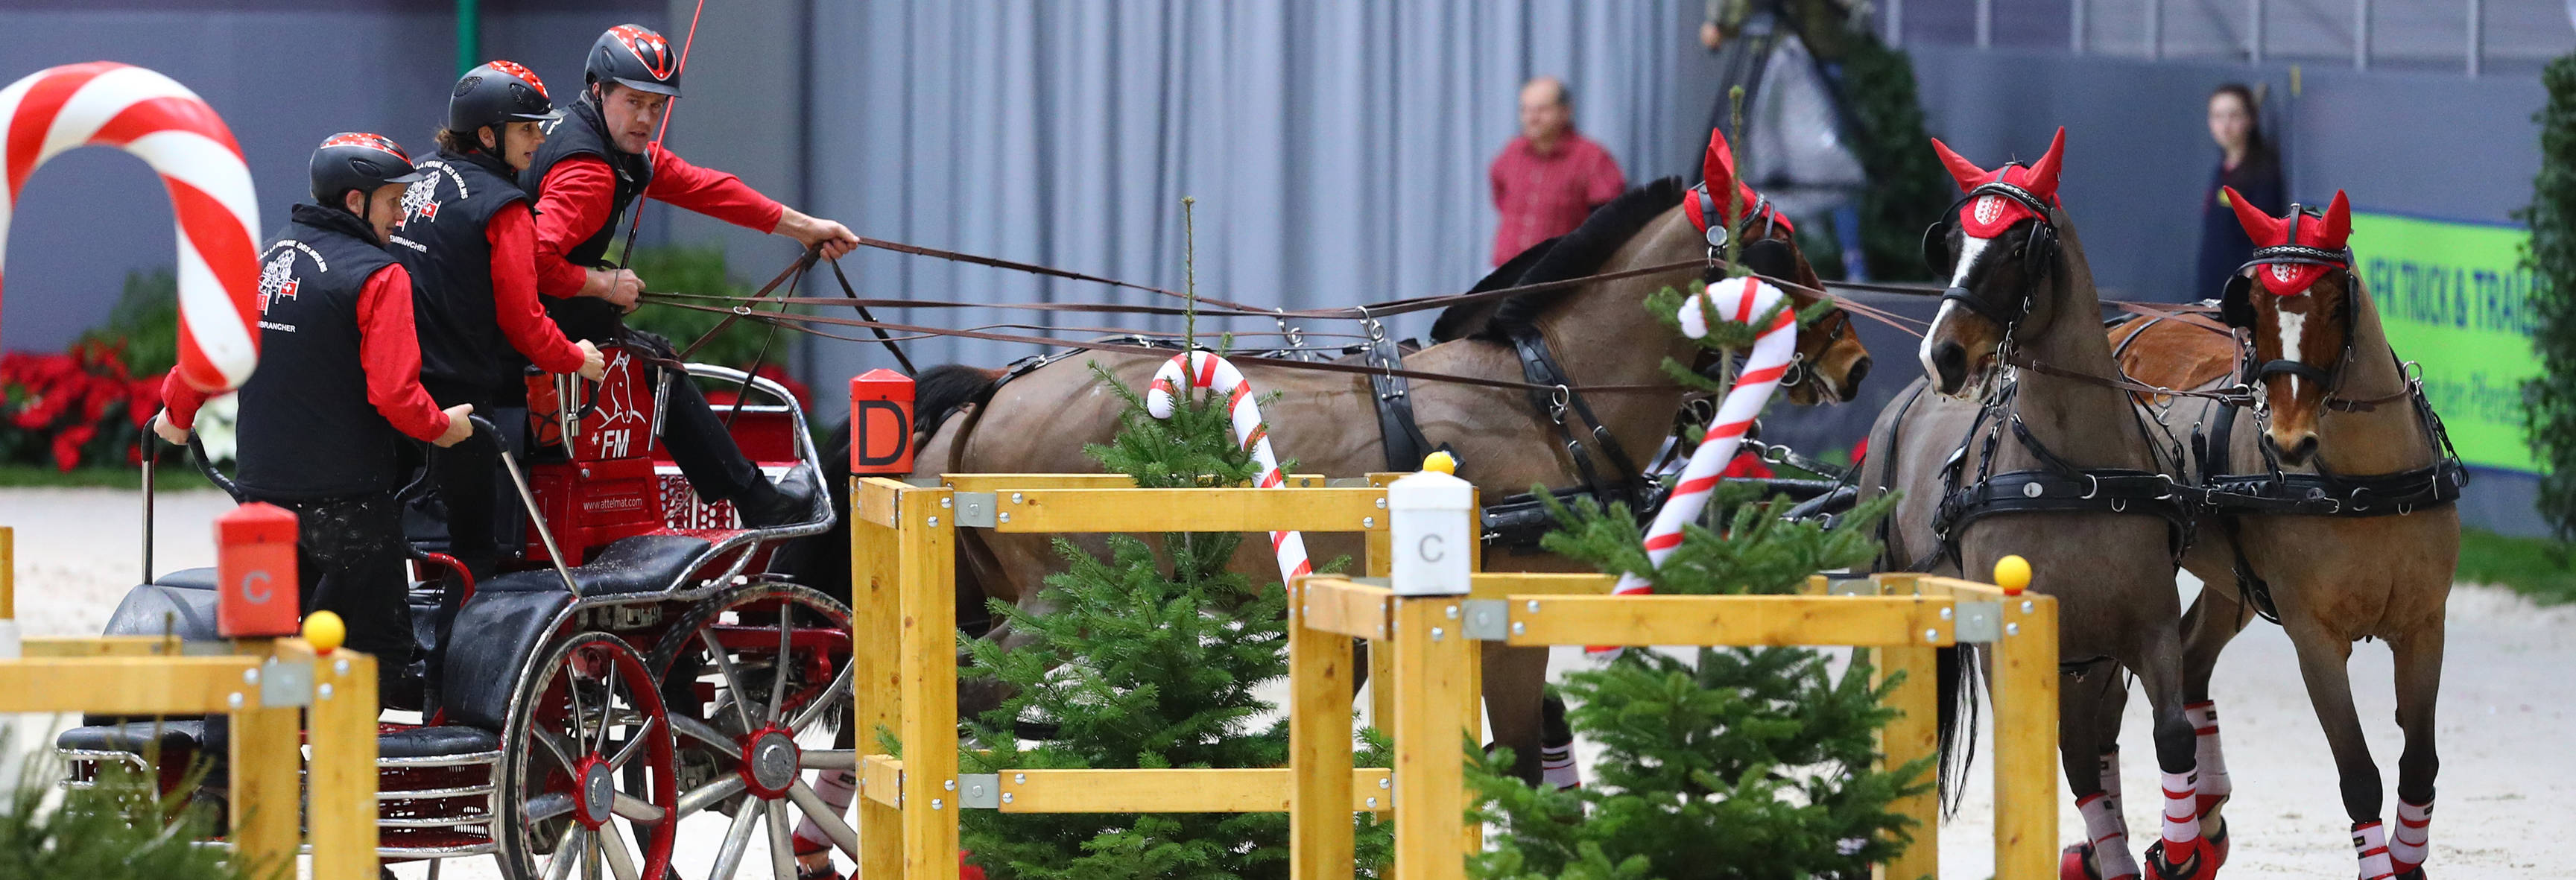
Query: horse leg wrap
792 770 860 852
2159 770 2202 849
2352 820 2396 880
2078 791 2142 880
1539 695 1580 790
2097 747 2124 815
2390 797 2432 874
2185 701 2232 814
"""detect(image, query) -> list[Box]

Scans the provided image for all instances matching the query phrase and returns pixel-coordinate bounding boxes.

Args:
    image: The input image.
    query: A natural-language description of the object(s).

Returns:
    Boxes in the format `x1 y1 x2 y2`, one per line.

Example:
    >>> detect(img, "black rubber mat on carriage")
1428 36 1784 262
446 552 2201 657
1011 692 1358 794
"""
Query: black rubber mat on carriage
439 589 572 732
478 534 713 595
56 721 207 754
377 725 501 759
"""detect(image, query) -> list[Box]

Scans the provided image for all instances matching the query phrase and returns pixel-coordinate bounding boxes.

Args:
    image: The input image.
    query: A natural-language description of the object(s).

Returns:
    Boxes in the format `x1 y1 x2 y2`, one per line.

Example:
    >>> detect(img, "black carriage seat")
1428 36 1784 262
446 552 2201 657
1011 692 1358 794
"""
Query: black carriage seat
57 720 207 754
475 532 715 595
57 721 498 762
100 569 224 642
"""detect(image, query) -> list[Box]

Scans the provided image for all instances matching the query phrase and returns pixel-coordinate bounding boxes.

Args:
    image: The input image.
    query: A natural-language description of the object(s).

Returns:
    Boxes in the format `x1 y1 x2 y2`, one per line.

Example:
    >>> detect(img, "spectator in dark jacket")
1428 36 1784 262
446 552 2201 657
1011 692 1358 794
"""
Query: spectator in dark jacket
2197 83 2285 296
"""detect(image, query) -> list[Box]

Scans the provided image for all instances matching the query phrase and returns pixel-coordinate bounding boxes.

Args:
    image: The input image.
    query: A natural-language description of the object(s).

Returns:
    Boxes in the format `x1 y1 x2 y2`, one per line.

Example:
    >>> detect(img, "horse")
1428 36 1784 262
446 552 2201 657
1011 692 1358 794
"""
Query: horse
2107 190 2460 880
1858 129 2218 880
780 128 1876 785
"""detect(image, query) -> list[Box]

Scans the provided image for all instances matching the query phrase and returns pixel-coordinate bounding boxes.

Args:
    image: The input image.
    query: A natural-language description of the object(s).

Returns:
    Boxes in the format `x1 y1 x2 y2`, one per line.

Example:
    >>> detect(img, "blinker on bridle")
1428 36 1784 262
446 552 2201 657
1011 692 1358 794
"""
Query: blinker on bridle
1688 180 1830 388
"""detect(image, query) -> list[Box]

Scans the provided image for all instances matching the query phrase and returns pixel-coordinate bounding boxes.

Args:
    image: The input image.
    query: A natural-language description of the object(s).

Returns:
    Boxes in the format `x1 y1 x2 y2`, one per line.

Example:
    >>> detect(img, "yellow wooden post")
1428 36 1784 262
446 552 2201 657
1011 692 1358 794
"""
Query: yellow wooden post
306 644 380 879
898 486 961 880
1366 474 1397 731
1874 643 1939 880
1288 576 1357 879
1390 595 1472 880
230 656 300 880
852 477 906 879
1 525 13 619
1992 592 2060 880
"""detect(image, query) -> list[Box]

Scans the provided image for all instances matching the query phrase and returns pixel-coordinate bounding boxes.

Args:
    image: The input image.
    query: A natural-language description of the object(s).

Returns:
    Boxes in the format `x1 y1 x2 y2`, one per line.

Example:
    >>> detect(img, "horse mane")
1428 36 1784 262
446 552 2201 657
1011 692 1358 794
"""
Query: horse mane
1436 176 1688 342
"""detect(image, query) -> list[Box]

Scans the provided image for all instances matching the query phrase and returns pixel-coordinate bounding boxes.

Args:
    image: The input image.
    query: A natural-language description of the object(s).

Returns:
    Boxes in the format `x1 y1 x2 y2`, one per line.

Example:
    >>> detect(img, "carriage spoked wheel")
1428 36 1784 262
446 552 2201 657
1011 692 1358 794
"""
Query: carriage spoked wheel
497 631 679 880
651 580 857 879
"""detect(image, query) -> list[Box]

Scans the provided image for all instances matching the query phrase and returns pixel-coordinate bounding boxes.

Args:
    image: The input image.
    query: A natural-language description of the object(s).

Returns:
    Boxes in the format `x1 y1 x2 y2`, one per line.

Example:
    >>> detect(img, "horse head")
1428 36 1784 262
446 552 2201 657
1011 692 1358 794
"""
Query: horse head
2221 188 2356 466
1689 128 1870 405
1917 127 2068 399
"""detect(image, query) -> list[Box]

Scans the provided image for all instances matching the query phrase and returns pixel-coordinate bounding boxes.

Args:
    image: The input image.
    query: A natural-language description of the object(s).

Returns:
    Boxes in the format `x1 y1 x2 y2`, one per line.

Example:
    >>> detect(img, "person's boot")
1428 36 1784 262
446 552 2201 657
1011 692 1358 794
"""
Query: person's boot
736 463 821 529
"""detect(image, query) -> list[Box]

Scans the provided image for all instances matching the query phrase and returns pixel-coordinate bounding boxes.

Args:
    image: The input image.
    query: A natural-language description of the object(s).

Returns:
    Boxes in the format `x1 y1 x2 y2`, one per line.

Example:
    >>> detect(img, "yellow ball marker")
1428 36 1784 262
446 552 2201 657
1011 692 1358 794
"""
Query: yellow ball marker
1421 450 1458 475
303 610 346 654
1993 554 2032 596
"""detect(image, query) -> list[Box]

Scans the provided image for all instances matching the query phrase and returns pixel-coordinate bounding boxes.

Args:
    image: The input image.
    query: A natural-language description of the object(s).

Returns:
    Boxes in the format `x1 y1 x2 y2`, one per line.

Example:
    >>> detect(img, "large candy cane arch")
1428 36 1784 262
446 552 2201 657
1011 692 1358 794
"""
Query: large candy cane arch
1145 350 1313 586
1612 276 1799 599
0 62 262 391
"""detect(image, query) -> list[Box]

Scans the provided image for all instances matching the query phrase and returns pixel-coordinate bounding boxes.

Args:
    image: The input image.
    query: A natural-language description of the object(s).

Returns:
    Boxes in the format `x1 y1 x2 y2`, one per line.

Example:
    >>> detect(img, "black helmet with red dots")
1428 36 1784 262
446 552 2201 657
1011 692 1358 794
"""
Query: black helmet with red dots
585 24 681 98
308 132 425 207
449 60 560 139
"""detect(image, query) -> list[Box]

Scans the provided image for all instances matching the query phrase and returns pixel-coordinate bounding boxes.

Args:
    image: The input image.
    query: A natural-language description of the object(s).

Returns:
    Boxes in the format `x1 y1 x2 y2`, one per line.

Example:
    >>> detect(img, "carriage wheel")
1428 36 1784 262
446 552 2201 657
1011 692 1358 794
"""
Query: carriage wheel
496 632 678 880
651 580 855 879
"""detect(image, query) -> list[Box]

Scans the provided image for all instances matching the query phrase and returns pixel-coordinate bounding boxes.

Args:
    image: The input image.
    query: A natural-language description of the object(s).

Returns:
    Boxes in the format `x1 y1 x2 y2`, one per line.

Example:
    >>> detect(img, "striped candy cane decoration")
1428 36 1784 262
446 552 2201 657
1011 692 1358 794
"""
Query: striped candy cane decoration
1145 350 1313 586
0 62 262 392
1611 276 1799 599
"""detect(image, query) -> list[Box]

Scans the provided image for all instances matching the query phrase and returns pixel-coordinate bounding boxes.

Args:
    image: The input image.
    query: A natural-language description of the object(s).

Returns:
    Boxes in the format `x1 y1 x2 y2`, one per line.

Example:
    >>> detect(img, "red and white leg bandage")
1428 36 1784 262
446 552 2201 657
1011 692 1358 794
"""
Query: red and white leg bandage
2097 747 2124 815
2184 701 2231 813
2353 820 2396 880
2390 797 2432 873
791 769 859 855
2078 791 2142 880
2159 770 2203 855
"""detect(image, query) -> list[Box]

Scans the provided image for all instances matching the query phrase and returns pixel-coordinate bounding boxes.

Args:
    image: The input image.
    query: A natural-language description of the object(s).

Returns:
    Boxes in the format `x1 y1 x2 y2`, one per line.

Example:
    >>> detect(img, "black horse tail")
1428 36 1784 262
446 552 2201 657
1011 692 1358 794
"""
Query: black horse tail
1934 643 1985 817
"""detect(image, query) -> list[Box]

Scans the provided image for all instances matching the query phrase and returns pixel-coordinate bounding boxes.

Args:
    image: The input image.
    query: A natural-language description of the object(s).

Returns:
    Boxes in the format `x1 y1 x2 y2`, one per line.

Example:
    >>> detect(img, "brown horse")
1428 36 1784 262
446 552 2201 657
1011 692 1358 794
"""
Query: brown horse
886 134 1874 783
2108 191 2458 880
1861 130 2219 880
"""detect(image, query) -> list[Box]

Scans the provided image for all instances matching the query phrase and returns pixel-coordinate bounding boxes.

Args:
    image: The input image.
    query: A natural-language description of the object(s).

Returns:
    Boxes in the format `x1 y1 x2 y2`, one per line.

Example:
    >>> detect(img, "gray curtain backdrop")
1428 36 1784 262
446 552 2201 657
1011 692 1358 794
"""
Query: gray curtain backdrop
801 0 1720 422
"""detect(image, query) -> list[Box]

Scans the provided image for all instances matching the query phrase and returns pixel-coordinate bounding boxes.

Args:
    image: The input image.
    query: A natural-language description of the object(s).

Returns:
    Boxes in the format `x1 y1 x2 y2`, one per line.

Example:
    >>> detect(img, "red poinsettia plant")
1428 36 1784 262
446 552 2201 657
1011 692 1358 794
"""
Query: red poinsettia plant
0 339 163 471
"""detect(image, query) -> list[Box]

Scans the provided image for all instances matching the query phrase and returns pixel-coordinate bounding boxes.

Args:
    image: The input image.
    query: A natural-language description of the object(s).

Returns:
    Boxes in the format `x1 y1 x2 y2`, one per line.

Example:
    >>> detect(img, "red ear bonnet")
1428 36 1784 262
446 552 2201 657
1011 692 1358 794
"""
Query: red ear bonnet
1683 128 1793 235
2232 188 2353 296
1933 127 2066 237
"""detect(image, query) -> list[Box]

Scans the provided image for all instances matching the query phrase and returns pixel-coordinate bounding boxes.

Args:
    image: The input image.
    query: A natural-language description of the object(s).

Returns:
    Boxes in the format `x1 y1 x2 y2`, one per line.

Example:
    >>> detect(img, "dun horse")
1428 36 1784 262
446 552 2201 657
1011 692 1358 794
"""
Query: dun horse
2109 191 2461 880
1861 130 2219 880
783 129 1874 784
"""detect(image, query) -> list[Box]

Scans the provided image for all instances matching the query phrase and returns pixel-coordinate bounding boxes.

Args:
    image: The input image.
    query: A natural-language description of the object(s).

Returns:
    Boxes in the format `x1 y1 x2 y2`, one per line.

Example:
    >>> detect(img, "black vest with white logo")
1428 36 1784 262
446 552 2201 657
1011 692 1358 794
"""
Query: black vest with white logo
522 97 651 268
393 149 532 394
234 204 409 500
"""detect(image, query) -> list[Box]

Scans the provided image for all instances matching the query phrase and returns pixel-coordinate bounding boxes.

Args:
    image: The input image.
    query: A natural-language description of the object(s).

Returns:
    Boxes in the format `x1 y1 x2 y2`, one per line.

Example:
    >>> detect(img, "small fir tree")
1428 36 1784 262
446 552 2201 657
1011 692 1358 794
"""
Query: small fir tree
2521 54 2576 541
955 361 1387 880
1468 279 1927 880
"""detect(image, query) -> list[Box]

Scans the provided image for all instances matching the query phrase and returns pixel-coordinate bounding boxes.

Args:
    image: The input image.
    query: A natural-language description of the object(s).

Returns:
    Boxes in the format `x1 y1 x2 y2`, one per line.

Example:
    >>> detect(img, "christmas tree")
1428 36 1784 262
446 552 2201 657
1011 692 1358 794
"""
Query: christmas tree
1467 277 1929 880
955 362 1388 880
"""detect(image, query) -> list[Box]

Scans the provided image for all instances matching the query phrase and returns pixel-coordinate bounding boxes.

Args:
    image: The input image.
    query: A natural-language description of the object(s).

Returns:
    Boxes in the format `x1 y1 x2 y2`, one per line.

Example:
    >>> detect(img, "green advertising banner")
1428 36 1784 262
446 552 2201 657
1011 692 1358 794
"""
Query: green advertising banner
2351 210 2537 473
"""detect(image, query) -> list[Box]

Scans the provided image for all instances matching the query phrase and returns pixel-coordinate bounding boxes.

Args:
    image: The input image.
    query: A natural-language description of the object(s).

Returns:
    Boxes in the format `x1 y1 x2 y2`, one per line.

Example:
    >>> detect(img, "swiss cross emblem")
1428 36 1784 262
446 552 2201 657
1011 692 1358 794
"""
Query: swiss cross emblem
257 252 299 313
1972 195 2002 225
2270 263 2297 283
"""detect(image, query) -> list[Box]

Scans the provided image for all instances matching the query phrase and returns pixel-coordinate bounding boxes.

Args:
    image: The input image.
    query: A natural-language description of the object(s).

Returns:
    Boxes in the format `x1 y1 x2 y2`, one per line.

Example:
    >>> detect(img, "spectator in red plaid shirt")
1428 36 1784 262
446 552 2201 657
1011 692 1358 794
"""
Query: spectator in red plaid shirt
1489 76 1626 266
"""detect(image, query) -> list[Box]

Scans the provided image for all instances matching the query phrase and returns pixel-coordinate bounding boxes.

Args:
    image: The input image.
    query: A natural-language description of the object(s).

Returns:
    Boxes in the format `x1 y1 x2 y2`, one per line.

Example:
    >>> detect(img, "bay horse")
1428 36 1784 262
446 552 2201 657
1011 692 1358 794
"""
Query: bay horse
784 128 1876 785
1859 130 2218 880
2104 190 2460 880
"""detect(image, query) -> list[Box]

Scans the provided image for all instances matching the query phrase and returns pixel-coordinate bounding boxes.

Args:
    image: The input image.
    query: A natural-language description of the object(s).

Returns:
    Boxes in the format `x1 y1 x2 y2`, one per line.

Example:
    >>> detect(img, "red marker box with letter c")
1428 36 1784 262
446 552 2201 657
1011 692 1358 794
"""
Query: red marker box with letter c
215 501 301 638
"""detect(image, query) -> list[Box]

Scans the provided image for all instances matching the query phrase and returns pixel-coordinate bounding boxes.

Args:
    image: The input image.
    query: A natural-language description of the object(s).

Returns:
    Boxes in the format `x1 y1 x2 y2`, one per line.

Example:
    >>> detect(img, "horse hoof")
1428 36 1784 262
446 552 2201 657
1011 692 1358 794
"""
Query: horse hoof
2143 839 2215 880
2062 843 2101 880
2392 865 2425 880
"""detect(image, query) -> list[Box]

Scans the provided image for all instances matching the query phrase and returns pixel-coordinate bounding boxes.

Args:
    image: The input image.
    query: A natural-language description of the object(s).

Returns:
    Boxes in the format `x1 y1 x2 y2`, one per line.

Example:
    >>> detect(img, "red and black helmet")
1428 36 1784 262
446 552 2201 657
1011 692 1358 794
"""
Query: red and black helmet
585 24 681 98
309 132 425 206
449 60 560 139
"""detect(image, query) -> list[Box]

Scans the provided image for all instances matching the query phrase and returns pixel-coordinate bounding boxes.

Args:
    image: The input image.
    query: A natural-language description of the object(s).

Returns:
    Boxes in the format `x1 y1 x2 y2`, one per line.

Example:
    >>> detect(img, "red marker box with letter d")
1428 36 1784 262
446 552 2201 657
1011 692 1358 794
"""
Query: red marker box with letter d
849 369 915 475
215 502 300 638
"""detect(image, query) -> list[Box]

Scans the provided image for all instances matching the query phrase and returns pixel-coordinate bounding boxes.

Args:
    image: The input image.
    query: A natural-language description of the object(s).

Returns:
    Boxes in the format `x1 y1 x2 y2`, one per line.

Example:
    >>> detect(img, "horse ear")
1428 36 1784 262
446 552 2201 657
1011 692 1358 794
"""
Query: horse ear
1928 138 1987 194
2023 127 2067 203
1703 128 1739 193
2225 186 2284 246
2321 189 2353 249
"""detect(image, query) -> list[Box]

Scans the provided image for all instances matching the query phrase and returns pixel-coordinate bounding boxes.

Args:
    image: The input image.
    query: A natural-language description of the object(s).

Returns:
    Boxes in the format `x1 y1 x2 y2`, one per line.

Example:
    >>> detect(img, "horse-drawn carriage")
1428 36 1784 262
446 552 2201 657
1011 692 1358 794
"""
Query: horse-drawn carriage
54 344 853 880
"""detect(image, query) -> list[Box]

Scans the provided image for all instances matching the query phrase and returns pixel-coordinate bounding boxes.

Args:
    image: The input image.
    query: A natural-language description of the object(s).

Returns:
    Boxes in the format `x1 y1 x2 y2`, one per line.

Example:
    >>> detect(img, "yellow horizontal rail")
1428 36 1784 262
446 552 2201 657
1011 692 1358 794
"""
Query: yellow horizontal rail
943 473 1327 492
0 656 270 714
853 477 908 529
861 754 905 808
1297 577 1392 640
1464 572 1618 599
1505 595 1956 648
990 487 1388 534
20 635 186 656
1001 768 1393 814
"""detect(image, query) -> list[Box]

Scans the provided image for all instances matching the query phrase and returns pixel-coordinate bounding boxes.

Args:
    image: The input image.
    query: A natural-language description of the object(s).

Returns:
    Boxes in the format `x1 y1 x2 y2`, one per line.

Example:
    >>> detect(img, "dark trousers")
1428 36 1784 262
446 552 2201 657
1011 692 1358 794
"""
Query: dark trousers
245 490 415 667
547 296 770 504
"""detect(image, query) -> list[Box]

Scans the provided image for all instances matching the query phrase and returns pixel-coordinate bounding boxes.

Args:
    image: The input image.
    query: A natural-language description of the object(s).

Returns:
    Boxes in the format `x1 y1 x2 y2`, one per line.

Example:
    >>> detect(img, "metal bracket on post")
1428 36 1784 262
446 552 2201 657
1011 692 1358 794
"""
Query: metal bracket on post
1952 600 2003 644
256 657 314 708
957 773 1000 809
951 491 998 528
1461 599 1508 641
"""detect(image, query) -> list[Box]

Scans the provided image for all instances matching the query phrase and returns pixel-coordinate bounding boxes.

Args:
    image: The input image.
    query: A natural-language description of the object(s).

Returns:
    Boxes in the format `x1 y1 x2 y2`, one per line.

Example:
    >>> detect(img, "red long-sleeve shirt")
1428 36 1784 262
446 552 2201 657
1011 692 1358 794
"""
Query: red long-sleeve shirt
531 144 786 299
1489 129 1625 265
486 203 587 373
162 262 452 442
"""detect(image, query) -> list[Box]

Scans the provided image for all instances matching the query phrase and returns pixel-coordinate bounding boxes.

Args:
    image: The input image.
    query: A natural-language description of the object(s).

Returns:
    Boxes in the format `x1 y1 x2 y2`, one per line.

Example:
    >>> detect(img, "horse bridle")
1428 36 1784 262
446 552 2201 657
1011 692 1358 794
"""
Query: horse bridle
1690 181 1844 390
2224 228 2384 410
1924 182 2061 331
